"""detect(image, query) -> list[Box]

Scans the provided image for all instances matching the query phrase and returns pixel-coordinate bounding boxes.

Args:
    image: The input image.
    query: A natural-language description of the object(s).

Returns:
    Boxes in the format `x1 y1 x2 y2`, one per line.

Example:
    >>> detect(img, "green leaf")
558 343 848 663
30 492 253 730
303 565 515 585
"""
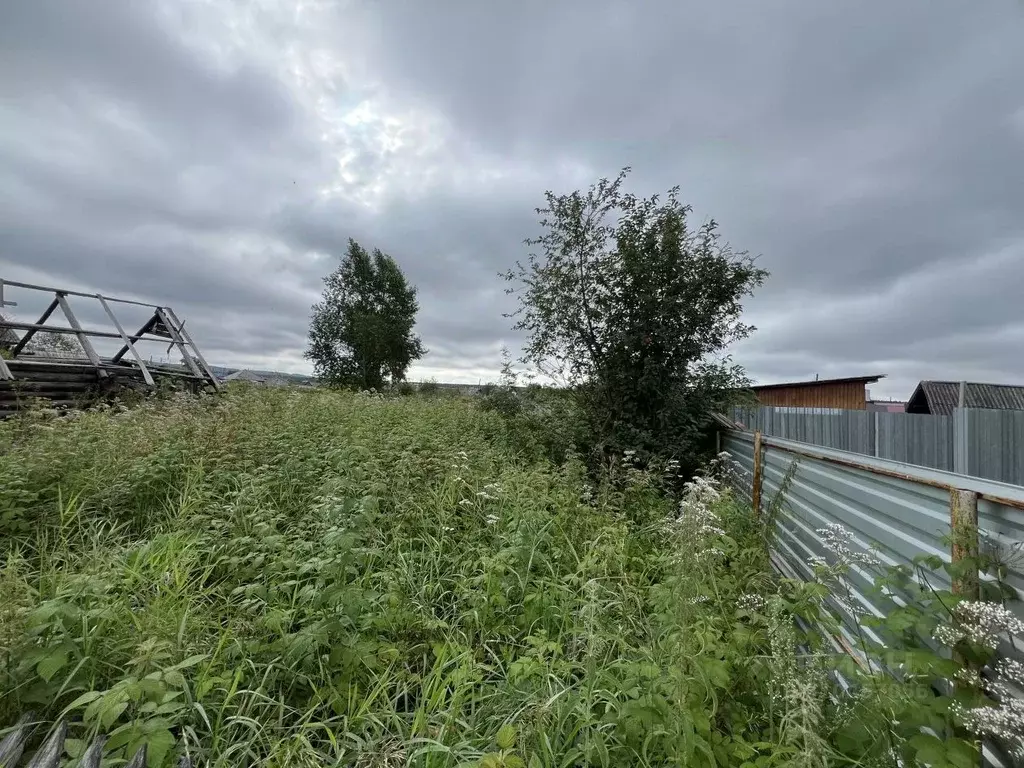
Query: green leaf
64 690 103 712
910 733 950 767
162 670 185 688
101 700 128 730
496 723 517 750
945 738 979 768
142 729 175 768
64 738 86 759
36 646 69 682
505 757 526 768
528 755 544 768
168 654 208 671
105 723 143 752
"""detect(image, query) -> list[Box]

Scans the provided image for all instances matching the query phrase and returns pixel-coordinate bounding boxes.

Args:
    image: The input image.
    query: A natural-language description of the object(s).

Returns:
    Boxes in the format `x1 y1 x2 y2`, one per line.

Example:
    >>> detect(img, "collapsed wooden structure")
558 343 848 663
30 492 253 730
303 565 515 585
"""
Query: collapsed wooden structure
0 279 219 416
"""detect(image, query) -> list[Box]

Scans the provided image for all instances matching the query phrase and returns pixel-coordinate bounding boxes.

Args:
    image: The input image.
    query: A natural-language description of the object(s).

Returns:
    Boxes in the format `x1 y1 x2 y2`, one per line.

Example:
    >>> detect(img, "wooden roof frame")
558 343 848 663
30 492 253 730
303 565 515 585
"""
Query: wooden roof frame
0 278 219 391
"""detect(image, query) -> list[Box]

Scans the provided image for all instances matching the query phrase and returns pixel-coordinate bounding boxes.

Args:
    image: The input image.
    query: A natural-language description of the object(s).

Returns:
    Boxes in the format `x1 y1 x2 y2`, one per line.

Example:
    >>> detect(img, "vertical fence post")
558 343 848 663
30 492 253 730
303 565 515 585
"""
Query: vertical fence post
950 488 980 600
950 487 981 765
752 431 763 517
873 411 880 457
715 430 721 456
953 407 969 476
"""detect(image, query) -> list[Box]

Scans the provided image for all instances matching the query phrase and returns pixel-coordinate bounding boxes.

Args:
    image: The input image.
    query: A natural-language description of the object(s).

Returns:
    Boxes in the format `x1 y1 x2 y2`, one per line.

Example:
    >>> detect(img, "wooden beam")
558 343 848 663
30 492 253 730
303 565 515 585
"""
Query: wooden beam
0 279 16 308
162 306 219 390
9 297 60 356
54 294 108 378
96 295 155 386
3 321 122 341
950 489 980 600
0 278 158 308
155 307 204 379
111 315 157 363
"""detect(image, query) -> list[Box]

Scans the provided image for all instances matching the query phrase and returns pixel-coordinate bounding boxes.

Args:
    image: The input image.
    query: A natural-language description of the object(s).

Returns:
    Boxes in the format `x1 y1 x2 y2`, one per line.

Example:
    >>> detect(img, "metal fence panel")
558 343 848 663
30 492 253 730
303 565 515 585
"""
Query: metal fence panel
967 409 1024 486
722 429 1024 767
733 407 873 454
875 411 954 470
722 431 951 652
733 406 1020 485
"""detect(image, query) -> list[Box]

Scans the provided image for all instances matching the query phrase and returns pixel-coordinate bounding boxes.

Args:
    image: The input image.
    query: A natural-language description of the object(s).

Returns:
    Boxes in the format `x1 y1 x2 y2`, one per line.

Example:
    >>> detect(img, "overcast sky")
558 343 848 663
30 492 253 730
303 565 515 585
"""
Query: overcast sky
2 1 1023 399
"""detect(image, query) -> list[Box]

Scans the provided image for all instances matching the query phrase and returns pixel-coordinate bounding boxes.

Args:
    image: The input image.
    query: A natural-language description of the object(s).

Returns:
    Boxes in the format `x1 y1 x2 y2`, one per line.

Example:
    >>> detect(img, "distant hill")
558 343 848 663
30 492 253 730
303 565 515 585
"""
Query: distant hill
210 365 316 386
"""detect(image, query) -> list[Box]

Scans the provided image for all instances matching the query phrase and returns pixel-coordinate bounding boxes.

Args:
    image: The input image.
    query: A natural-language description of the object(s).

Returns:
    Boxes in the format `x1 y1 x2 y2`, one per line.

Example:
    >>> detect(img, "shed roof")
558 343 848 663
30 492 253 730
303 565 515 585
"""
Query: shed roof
906 381 1024 415
750 374 885 391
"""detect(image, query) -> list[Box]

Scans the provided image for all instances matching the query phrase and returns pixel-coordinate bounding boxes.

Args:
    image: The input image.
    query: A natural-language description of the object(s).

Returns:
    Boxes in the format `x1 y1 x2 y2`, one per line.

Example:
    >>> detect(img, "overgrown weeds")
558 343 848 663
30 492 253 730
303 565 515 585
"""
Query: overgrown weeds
0 388 790 767
2 389 1015 767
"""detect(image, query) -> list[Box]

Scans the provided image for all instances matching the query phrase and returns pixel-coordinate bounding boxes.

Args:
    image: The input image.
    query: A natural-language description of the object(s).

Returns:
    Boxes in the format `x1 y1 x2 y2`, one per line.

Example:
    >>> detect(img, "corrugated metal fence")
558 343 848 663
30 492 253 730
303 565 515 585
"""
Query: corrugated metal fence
732 406 1024 485
721 427 1024 767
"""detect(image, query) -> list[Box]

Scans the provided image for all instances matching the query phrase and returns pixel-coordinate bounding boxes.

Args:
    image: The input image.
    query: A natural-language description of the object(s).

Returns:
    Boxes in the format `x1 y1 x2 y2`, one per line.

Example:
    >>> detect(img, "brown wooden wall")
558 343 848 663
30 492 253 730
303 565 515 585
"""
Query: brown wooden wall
752 381 869 410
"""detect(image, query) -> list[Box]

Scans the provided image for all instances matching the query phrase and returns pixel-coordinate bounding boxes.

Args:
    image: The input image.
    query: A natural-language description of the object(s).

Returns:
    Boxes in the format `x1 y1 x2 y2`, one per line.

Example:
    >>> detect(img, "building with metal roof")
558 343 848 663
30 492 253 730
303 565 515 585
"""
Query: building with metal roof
905 380 1024 415
749 374 885 410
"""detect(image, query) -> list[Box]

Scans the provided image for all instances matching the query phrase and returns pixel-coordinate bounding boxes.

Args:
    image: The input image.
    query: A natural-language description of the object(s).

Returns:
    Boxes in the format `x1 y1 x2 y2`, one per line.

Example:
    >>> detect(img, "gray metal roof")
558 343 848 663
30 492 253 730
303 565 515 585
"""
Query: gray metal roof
907 380 1024 415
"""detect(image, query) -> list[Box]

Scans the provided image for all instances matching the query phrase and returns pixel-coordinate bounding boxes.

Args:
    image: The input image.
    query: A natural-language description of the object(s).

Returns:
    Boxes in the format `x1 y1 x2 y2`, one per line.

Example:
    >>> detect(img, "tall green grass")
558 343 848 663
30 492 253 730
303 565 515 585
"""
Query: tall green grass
1 388 795 767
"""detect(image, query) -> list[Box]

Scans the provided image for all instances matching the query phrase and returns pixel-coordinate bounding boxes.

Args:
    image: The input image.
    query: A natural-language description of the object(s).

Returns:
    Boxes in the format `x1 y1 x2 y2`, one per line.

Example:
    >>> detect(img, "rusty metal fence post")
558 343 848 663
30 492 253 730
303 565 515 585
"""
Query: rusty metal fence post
950 488 980 600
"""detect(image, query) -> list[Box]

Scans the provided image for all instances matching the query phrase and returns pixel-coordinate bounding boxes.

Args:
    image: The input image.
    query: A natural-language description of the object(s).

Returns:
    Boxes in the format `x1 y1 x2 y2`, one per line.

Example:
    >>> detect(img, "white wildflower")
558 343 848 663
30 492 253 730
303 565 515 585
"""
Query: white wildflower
835 595 865 618
934 623 965 646
954 667 983 688
673 472 727 564
738 594 767 613
817 523 880 568
952 698 1024 760
954 601 1024 649
696 547 724 562
458 499 473 507
485 514 499 526
997 658 1024 688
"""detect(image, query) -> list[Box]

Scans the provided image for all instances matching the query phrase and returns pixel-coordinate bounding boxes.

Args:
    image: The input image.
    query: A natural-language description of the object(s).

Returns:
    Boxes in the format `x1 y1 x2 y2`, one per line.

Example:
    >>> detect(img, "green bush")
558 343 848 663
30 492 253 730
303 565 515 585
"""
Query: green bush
393 381 417 396
417 379 440 396
479 385 588 465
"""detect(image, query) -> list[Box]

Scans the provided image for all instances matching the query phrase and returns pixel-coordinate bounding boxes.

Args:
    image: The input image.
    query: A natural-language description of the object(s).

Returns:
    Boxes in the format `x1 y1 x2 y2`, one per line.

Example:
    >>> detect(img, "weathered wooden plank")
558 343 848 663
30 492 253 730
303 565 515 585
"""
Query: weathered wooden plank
163 306 219 391
111 314 157 364
0 398 94 409
9 297 60 356
0 321 124 340
97 294 155 386
0 713 32 767
0 278 160 308
25 720 66 768
79 735 107 768
0 373 99 384
155 307 203 379
124 744 147 768
0 392 96 405
54 294 107 379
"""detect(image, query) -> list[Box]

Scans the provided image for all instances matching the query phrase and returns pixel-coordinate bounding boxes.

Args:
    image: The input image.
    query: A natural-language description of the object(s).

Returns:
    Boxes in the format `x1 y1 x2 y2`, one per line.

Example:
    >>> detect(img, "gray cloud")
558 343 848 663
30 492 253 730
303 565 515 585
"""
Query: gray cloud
2 0 1023 397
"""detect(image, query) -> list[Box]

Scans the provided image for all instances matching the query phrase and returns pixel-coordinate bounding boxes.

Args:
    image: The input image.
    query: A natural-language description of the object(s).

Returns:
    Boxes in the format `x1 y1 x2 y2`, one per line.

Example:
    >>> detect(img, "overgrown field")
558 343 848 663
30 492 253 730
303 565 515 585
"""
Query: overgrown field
0 388 966 767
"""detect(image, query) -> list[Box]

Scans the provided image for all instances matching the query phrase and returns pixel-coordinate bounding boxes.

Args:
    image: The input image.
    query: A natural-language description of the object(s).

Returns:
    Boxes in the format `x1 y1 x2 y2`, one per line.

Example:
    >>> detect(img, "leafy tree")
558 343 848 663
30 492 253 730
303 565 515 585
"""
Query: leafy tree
306 239 425 389
503 168 768 469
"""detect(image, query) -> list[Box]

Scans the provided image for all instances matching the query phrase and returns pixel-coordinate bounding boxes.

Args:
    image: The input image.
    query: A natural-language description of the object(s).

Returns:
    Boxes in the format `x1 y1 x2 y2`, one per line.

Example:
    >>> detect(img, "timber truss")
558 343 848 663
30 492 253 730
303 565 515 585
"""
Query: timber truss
0 278 219 413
